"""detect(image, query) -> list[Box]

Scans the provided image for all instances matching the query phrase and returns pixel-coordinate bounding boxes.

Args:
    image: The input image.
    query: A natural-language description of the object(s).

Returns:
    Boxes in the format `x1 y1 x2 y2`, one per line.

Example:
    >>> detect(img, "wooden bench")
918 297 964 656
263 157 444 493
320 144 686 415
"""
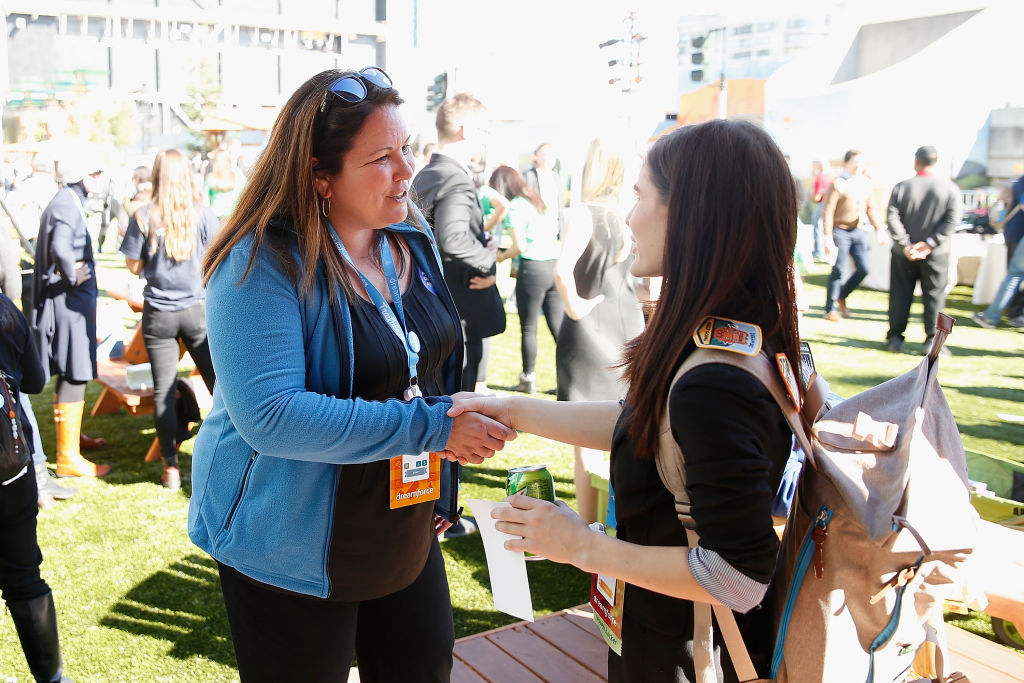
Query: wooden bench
352 605 1024 683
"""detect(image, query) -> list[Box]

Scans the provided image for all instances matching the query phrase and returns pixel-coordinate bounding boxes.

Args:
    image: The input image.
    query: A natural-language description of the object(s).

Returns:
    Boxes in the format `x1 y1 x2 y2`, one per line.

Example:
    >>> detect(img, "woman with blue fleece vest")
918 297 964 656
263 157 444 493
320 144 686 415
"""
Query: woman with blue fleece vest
188 67 516 682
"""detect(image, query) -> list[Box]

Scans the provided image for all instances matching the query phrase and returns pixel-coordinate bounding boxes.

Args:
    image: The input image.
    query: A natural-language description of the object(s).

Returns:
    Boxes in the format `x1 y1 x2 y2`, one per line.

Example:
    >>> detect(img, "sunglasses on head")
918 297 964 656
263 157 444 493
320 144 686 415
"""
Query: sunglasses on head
319 67 393 113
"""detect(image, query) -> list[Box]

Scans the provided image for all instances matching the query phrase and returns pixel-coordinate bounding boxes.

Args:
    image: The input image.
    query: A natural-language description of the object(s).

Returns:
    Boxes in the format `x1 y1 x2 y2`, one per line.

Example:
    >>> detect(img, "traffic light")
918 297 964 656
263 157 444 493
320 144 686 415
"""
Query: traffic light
426 72 447 112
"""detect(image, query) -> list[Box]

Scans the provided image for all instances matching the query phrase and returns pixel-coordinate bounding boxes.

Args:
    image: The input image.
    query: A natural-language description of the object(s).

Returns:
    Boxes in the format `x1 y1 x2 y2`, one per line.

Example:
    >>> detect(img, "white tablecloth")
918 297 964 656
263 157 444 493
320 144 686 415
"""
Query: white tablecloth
857 232 1006 304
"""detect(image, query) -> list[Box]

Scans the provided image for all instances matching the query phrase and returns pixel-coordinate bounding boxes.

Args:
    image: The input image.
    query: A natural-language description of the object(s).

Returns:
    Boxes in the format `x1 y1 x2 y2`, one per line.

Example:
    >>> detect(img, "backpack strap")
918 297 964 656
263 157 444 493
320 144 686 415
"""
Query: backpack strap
656 347 811 683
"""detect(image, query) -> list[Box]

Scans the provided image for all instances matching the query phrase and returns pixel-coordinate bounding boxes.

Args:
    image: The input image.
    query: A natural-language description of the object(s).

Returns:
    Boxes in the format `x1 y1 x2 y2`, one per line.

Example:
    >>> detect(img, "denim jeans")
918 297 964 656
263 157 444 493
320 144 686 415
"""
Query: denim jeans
824 228 871 313
811 203 825 258
141 302 216 466
979 238 1024 324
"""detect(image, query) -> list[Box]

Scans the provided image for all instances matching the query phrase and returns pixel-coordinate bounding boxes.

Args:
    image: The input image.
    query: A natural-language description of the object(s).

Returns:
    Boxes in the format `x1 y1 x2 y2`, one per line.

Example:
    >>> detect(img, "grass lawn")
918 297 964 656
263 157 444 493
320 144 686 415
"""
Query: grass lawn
0 254 1020 681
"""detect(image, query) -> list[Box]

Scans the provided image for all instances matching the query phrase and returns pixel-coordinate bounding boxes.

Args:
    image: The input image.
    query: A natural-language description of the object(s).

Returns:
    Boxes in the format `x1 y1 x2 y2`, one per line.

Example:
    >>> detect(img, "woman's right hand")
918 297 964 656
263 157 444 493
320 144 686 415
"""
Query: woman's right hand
442 406 516 465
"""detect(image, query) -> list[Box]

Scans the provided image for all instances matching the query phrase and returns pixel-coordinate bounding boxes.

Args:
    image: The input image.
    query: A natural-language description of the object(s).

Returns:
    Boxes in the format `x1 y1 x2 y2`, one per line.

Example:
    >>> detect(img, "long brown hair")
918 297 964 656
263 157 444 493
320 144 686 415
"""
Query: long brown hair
202 68 411 301
623 119 801 458
141 148 199 262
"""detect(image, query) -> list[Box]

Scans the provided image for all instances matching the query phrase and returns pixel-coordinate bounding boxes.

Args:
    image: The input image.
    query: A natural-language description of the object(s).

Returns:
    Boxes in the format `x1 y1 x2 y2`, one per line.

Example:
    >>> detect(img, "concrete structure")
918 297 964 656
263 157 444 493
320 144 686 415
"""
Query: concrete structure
2 0 388 149
677 7 840 97
764 1 1024 188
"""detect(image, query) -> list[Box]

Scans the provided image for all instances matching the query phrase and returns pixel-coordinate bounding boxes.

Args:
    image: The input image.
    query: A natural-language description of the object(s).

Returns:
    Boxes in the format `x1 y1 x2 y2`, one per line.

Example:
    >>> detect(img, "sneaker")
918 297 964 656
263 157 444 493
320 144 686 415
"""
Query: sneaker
971 312 997 329
442 516 478 541
513 372 537 394
823 311 841 322
1007 315 1024 328
884 337 903 352
162 466 181 491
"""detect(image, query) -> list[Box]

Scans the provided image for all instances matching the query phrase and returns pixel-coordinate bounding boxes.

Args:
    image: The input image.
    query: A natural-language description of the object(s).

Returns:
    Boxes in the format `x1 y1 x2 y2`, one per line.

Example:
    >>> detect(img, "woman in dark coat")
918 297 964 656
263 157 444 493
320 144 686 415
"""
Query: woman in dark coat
31 157 111 478
0 293 73 682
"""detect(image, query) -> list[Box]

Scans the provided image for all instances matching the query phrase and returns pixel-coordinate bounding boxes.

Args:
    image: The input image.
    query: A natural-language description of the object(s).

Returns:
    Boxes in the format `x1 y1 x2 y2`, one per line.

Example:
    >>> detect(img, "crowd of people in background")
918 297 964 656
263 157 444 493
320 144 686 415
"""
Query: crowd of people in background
1 63 1023 682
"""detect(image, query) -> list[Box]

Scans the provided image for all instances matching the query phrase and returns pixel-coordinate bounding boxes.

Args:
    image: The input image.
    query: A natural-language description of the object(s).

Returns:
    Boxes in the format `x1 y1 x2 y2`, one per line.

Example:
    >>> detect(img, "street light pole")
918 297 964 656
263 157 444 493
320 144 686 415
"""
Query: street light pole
717 25 727 119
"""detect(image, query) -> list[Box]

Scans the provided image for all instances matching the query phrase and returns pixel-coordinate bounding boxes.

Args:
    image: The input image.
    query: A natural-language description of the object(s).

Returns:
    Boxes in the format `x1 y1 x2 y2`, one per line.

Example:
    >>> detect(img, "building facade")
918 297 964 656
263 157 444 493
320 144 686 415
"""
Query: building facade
3 0 388 148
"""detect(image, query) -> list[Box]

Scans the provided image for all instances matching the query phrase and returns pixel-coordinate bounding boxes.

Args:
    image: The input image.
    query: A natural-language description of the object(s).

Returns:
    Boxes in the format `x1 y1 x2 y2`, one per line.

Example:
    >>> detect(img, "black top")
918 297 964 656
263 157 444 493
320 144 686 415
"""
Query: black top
555 203 643 403
886 173 962 253
328 264 459 601
0 295 45 395
0 294 46 457
120 204 219 311
574 204 625 300
610 361 791 680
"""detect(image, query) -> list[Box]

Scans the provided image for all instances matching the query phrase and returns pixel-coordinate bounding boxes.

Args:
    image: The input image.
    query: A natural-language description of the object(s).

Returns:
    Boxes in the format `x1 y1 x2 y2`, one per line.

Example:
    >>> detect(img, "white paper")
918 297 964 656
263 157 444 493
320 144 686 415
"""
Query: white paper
465 499 534 622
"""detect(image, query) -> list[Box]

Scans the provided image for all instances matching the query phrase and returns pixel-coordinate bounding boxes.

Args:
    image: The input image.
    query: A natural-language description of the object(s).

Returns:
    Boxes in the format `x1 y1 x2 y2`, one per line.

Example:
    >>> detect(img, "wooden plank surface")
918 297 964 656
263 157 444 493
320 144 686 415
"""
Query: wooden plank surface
450 659 489 683
946 625 1024 683
489 623 601 682
453 633 546 683
526 613 608 679
352 607 1024 682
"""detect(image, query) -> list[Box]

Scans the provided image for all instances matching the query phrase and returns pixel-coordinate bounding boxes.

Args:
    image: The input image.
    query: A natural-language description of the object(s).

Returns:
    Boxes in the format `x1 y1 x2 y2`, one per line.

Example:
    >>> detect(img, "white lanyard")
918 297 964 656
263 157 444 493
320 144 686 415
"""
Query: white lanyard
328 227 422 400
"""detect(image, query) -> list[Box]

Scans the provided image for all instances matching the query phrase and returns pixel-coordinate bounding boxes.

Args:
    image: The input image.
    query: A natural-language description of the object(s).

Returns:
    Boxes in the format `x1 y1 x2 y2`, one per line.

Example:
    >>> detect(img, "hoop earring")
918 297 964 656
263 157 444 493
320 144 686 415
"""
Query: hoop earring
321 197 330 219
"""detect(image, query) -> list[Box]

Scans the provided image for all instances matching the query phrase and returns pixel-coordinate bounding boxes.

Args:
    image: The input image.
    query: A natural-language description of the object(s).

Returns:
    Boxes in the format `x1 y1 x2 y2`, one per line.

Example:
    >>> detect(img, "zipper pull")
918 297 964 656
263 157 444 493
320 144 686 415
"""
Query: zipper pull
869 565 918 605
812 510 829 579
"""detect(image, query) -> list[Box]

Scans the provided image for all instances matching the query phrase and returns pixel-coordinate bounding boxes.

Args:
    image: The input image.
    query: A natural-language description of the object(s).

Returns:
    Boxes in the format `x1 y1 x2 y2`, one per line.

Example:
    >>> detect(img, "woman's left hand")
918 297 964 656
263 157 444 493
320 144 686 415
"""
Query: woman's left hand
433 514 453 537
492 495 594 566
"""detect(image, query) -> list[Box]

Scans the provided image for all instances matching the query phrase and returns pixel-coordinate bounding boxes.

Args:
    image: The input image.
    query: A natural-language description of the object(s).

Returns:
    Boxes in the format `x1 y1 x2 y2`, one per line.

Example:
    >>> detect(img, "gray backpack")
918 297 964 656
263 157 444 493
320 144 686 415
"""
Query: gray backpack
657 313 978 682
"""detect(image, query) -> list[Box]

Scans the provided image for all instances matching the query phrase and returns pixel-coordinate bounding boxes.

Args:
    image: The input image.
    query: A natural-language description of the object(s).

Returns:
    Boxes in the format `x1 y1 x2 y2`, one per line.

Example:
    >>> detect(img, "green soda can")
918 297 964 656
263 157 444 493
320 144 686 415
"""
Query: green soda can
506 465 555 504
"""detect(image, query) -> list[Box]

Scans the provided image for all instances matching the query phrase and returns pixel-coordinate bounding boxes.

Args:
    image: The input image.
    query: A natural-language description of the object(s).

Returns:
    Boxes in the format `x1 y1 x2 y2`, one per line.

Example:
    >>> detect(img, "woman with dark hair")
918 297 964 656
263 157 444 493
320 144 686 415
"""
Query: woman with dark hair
188 67 515 681
449 119 801 681
489 164 563 393
120 148 219 490
0 294 72 682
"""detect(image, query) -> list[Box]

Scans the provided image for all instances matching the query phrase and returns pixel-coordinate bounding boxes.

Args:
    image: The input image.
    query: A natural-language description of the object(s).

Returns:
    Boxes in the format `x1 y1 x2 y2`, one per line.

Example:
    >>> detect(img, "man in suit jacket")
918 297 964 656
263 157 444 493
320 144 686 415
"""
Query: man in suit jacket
884 146 962 353
412 93 505 392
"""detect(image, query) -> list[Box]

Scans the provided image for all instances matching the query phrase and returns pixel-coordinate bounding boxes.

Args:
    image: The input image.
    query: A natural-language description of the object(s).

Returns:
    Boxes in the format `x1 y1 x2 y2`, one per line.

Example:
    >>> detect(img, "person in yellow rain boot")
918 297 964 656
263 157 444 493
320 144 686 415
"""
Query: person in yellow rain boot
53 400 109 478
30 152 111 479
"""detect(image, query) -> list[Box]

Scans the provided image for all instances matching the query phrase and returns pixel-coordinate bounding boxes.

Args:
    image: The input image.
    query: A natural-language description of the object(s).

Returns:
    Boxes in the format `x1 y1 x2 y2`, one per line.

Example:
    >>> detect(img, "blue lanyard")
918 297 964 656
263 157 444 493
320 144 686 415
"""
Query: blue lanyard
328 226 422 399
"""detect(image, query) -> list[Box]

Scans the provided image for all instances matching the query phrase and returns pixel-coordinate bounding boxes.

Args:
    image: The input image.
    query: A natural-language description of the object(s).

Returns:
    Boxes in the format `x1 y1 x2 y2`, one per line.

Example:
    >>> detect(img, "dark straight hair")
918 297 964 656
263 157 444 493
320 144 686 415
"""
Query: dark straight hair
489 165 545 212
622 119 801 458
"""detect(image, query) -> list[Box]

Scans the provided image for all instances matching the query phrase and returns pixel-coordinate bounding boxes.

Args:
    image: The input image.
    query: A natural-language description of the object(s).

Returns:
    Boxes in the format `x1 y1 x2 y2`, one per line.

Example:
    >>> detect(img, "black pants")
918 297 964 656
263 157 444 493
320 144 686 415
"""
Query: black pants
0 470 48 605
462 336 491 390
886 251 948 342
141 302 216 466
217 538 454 682
514 258 563 374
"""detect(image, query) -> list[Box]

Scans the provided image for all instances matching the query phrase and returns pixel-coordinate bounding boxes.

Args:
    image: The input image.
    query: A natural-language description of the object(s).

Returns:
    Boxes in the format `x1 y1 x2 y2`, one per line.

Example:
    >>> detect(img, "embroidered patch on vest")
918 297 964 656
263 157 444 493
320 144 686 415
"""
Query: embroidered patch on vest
692 316 762 356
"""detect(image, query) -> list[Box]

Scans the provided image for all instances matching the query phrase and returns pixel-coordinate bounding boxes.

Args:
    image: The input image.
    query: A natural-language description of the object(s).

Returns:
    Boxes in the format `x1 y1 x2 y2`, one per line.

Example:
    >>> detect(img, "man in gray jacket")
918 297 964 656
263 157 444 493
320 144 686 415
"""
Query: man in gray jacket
885 146 962 353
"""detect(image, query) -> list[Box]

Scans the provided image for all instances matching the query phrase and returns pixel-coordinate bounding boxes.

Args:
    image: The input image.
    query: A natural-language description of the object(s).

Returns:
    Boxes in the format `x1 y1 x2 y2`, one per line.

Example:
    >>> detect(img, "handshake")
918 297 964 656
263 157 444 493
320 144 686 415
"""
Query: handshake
438 392 516 465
